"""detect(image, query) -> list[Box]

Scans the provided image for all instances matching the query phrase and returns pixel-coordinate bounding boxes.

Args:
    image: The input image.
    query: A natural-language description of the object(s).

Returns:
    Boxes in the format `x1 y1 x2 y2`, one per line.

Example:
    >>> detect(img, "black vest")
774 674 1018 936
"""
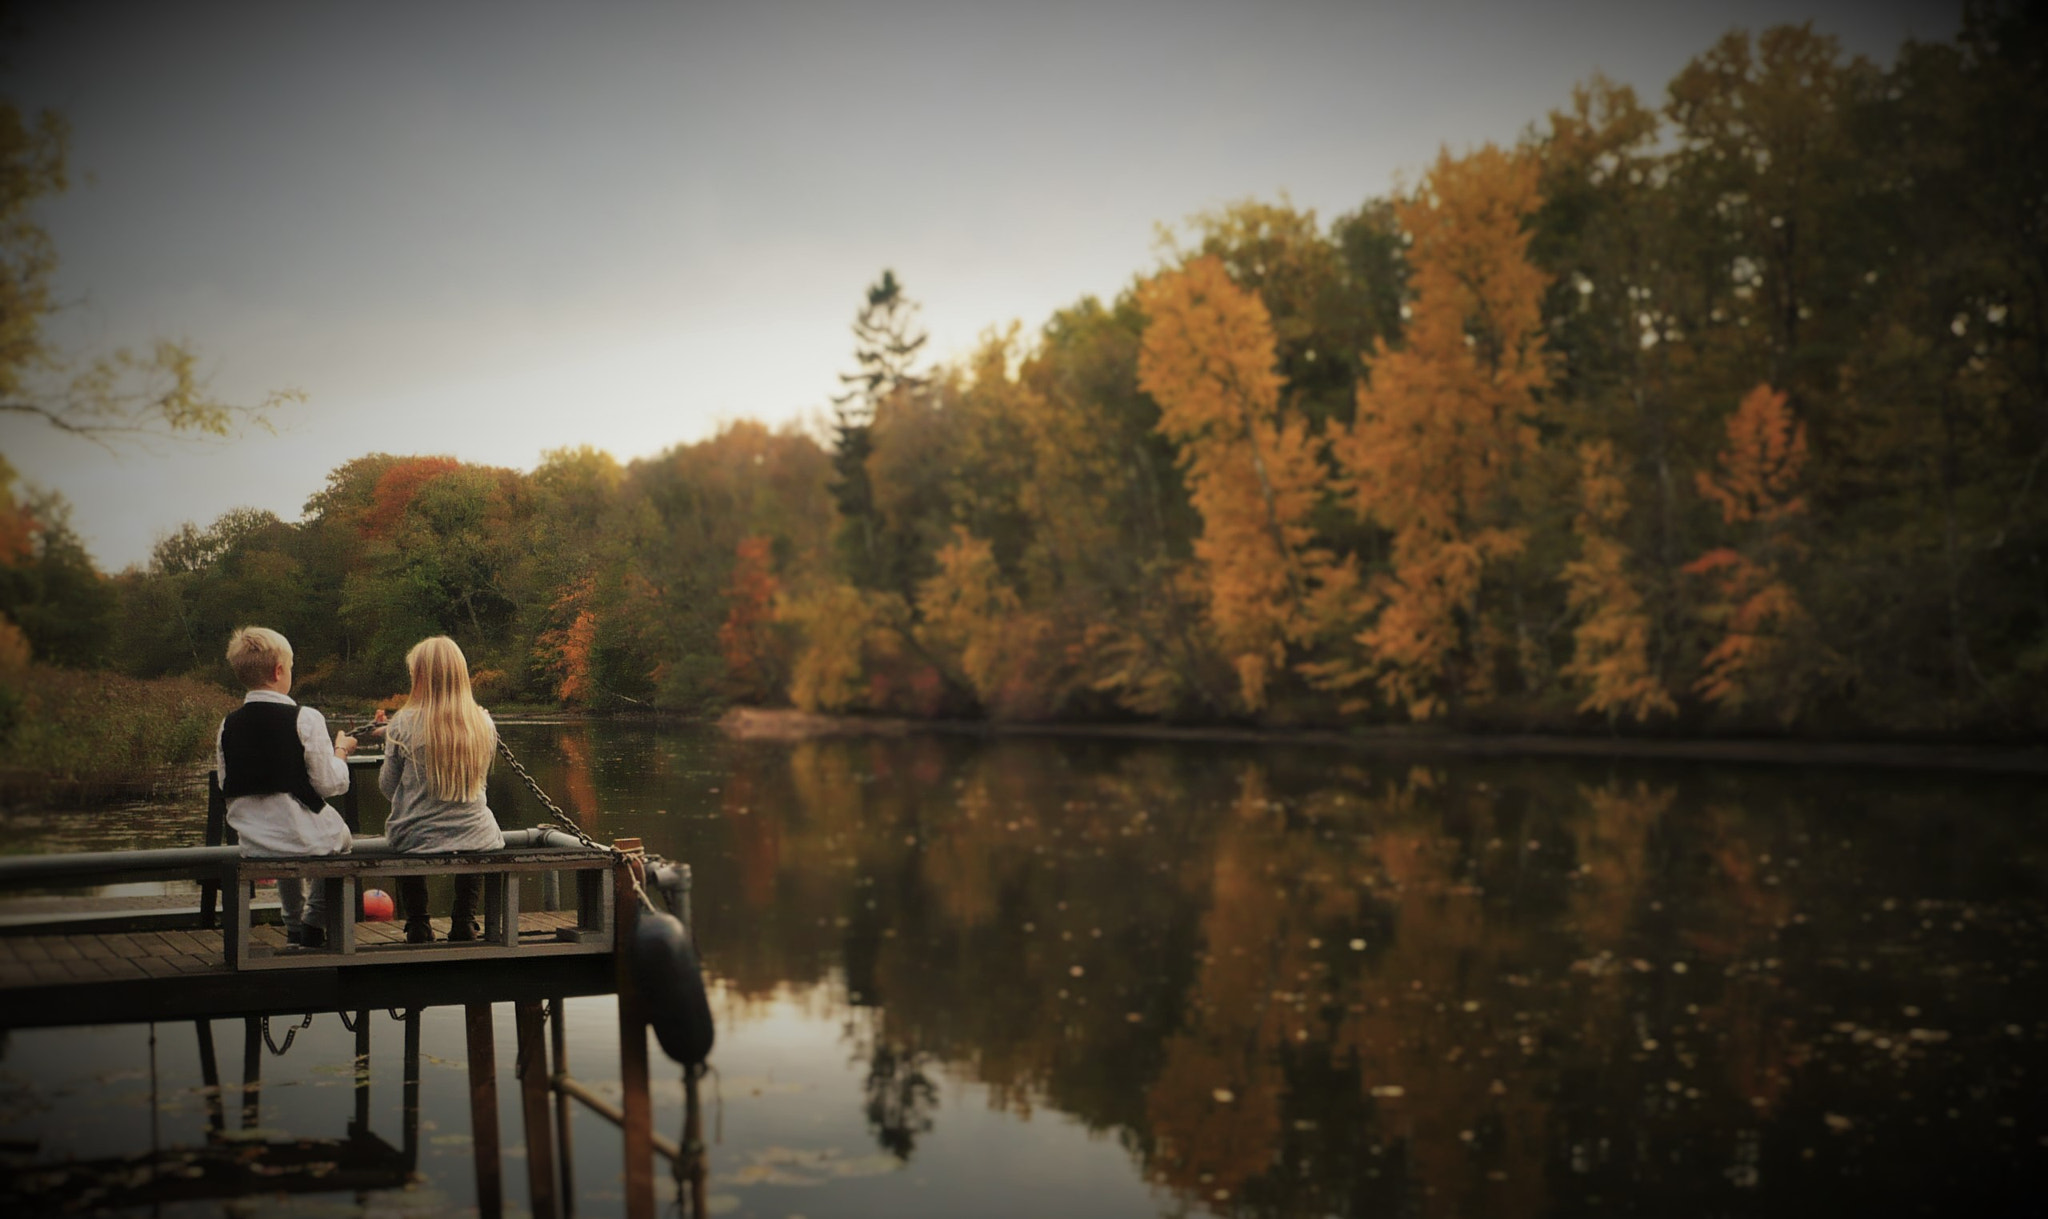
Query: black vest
220 701 324 814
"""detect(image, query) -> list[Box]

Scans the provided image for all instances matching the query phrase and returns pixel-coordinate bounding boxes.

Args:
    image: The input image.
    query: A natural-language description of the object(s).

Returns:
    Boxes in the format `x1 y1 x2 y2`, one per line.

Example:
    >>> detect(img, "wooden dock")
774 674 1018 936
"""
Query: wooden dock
0 830 702 1218
0 910 616 1028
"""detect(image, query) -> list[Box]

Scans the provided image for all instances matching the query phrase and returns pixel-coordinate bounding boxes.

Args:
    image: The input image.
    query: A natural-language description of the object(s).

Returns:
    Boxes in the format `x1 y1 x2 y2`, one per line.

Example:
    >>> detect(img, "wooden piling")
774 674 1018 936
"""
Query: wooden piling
613 838 655 1219
199 774 226 928
684 1066 707 1217
550 996 576 1216
514 1000 560 1219
465 1003 503 1218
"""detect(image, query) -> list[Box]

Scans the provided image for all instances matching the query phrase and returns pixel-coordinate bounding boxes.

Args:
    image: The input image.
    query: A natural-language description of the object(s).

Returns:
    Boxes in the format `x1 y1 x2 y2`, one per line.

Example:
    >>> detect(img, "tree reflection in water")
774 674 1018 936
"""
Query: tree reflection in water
493 725 2048 1217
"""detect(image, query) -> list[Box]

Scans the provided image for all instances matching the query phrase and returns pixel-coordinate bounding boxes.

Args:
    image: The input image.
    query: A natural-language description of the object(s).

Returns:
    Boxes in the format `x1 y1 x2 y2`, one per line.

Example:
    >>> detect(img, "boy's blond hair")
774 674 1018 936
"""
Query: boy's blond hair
226 626 293 689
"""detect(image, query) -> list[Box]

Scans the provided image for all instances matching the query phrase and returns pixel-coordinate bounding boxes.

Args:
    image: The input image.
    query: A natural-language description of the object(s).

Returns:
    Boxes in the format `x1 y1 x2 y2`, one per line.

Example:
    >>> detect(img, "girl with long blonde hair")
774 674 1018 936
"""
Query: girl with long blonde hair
377 635 506 942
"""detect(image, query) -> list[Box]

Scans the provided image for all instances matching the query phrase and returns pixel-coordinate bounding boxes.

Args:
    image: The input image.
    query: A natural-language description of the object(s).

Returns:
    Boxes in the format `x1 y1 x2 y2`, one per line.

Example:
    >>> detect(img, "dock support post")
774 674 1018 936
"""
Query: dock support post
614 838 655 1219
515 1000 560 1219
200 773 226 928
466 1003 503 1218
550 996 576 1216
351 1008 372 1136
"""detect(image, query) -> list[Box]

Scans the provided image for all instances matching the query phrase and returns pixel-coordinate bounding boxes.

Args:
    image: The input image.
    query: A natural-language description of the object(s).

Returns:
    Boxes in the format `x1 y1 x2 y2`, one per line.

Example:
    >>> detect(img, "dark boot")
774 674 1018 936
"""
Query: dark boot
448 874 482 942
404 916 433 944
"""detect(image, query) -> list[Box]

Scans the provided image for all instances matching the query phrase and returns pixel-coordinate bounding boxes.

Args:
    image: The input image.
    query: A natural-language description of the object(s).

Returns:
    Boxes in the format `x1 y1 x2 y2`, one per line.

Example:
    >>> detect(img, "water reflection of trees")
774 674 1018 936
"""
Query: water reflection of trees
525 725 2048 1217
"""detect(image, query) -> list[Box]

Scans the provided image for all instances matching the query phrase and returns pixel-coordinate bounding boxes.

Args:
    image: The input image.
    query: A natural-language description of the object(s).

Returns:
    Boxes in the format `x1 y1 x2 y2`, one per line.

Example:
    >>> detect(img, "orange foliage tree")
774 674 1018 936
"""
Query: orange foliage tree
535 576 598 705
1561 441 1675 720
1327 146 1551 719
1684 383 1809 712
359 456 463 539
718 535 783 702
1137 257 1348 711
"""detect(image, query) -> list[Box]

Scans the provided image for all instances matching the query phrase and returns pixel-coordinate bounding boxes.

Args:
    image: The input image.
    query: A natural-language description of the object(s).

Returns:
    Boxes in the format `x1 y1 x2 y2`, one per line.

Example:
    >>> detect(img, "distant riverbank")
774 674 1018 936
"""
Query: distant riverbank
719 707 2048 775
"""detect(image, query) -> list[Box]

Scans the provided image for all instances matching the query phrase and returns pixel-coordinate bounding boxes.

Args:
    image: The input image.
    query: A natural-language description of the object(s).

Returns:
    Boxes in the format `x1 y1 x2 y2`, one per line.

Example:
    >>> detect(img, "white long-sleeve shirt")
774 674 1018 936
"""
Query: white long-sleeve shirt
214 690 354 858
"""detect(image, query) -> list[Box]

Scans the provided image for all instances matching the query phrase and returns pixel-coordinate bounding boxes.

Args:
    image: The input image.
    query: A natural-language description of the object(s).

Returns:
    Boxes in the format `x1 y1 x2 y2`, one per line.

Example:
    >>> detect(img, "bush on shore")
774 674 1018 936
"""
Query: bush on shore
0 664 235 804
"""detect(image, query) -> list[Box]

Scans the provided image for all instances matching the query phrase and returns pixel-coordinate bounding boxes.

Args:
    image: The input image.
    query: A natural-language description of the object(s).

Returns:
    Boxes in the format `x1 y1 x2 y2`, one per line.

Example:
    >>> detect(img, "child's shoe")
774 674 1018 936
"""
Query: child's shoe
285 924 305 947
447 918 480 943
300 925 327 949
404 917 434 944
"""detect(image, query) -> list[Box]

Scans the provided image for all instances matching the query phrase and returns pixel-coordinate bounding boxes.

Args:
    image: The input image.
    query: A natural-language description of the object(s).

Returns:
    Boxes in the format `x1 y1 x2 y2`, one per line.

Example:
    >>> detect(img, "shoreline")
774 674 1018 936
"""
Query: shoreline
717 707 2048 775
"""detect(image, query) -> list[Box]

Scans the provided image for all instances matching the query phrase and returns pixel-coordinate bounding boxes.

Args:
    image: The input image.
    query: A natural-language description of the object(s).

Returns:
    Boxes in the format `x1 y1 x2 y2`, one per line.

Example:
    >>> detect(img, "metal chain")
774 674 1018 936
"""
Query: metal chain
495 736 663 912
262 1013 315 1055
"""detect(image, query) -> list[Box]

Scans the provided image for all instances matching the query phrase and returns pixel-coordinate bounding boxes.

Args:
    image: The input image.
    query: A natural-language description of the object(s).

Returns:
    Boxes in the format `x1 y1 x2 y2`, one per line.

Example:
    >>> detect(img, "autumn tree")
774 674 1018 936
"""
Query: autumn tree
1685 384 1812 714
536 577 599 705
1137 257 1348 711
1327 145 1552 719
719 535 784 703
915 527 1058 719
1561 441 1674 721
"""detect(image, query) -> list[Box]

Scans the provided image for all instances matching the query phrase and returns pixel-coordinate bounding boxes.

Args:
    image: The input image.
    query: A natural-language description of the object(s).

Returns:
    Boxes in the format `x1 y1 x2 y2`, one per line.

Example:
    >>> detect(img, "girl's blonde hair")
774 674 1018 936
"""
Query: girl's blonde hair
396 636 495 802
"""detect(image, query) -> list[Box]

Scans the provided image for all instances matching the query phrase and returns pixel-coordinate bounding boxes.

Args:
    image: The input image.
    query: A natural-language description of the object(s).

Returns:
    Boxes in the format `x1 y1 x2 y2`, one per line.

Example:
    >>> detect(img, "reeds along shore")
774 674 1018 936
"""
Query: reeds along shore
0 666 232 805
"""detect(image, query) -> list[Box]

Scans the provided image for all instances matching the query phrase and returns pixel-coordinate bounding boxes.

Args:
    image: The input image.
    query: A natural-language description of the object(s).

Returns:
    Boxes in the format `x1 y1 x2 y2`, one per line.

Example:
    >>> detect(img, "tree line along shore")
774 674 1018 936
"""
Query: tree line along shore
2 12 2044 799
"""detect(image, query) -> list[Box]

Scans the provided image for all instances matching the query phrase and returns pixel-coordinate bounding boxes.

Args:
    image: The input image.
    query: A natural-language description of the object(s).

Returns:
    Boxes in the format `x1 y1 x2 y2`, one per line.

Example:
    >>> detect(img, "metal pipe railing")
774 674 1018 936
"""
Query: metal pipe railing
0 827 598 889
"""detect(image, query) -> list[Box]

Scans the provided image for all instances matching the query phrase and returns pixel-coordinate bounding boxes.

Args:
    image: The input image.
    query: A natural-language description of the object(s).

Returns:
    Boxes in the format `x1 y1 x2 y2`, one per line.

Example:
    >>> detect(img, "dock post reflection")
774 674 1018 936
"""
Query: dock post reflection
239 1016 261 1129
402 1009 421 1173
350 1008 371 1136
549 995 576 1214
194 1017 225 1134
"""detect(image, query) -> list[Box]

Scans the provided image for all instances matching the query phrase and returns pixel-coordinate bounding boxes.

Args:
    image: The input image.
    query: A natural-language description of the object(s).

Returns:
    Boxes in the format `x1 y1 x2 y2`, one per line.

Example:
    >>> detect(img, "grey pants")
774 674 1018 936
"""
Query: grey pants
277 877 328 930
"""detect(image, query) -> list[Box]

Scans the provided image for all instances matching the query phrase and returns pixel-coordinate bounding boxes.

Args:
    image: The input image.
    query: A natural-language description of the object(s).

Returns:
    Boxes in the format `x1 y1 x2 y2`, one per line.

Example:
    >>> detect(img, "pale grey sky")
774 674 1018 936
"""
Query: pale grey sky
2 0 1955 568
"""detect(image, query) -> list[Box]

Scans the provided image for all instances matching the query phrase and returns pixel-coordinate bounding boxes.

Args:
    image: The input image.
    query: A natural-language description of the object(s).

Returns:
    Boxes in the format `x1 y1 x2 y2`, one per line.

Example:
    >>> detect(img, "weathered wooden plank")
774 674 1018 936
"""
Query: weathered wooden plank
98 933 150 960
133 954 194 979
68 935 117 961
58 956 110 981
42 939 82 962
159 930 220 958
95 955 149 980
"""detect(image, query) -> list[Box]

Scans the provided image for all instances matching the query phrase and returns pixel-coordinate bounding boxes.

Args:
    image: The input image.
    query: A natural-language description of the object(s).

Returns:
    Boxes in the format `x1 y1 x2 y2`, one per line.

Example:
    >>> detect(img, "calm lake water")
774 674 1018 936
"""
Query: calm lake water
4 722 2047 1216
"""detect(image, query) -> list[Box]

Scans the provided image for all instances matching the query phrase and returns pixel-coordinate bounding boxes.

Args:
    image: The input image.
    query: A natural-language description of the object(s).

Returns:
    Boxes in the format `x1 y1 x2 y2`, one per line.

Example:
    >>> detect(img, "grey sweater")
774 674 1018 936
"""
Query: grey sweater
376 711 507 854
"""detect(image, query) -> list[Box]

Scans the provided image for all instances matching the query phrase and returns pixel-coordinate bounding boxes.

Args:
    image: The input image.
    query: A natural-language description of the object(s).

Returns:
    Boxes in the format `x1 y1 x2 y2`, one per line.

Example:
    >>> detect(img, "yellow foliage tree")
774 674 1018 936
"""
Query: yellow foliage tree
1327 145 1551 719
1685 383 1808 711
916 527 1056 719
779 582 910 713
1561 442 1675 720
1136 257 1348 711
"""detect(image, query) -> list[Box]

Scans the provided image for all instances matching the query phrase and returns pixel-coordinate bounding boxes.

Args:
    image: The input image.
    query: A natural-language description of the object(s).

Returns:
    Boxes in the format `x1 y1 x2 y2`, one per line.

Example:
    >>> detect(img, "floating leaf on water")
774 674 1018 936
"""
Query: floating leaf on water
1824 1114 1854 1133
1213 1089 1235 1103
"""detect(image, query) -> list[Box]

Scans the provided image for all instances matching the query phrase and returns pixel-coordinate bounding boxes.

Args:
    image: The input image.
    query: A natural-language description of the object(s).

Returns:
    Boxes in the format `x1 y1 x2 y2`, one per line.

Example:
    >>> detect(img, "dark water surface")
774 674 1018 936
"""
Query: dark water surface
3 722 2047 1216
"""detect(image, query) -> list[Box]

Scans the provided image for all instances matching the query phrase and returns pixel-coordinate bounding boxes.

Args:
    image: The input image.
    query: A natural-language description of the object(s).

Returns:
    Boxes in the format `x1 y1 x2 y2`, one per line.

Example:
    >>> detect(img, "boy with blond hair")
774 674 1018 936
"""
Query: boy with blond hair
218 626 355 946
